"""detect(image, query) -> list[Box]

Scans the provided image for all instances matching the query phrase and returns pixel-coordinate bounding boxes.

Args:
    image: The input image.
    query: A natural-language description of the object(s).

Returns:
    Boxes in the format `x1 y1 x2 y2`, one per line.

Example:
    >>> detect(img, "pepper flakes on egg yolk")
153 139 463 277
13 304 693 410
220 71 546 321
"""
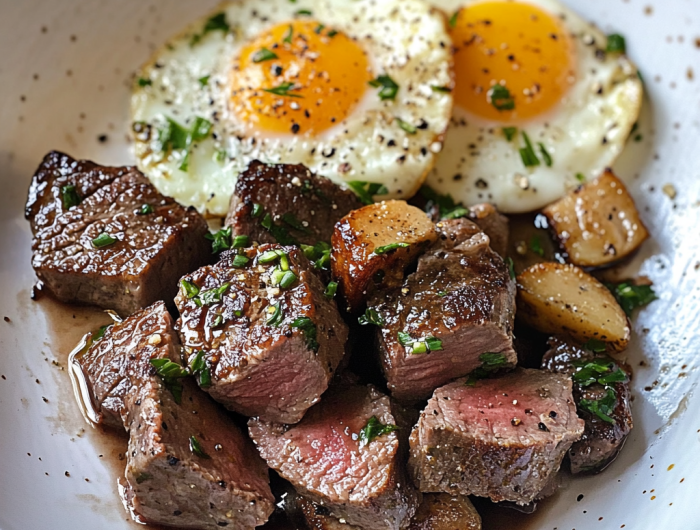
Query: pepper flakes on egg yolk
230 20 372 136
450 1 576 122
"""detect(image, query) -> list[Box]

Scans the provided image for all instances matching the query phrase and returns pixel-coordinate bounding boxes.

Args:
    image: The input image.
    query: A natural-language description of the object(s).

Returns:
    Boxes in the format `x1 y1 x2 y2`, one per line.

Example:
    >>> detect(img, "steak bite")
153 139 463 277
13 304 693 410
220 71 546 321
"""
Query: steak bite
370 218 517 401
25 151 211 316
408 493 481 530
408 368 584 505
72 301 275 529
226 160 362 246
465 203 509 258
542 336 633 474
248 384 420 530
175 244 348 424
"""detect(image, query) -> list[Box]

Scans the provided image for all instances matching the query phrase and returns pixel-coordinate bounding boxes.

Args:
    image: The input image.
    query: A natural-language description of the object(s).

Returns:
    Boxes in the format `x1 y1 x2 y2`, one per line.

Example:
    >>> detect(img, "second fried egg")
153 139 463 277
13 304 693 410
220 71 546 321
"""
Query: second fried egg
131 0 453 216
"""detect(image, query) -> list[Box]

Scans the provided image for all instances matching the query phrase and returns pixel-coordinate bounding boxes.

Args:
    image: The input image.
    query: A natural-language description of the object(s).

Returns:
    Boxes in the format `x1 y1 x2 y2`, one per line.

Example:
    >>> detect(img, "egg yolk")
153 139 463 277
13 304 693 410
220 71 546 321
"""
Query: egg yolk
450 1 576 122
230 21 372 136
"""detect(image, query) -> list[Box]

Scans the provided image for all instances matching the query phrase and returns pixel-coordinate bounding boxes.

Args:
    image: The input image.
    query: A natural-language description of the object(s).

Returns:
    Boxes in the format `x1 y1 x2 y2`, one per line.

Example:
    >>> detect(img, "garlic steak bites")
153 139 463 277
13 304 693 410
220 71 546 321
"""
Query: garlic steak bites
130 0 454 216
249 383 420 530
71 302 274 529
25 151 211 317
175 245 348 424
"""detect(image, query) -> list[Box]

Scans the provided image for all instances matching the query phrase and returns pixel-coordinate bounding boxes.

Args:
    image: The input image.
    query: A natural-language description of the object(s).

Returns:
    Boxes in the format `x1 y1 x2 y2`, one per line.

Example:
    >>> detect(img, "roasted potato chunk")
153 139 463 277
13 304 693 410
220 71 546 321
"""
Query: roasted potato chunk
516 262 630 351
332 200 437 313
543 170 649 268
409 494 481 530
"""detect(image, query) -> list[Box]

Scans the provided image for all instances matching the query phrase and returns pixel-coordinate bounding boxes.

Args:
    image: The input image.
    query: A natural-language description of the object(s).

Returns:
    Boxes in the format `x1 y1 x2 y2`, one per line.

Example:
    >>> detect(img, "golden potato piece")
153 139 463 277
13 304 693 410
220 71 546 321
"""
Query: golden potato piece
332 200 437 313
516 262 630 351
543 170 649 268
409 493 481 530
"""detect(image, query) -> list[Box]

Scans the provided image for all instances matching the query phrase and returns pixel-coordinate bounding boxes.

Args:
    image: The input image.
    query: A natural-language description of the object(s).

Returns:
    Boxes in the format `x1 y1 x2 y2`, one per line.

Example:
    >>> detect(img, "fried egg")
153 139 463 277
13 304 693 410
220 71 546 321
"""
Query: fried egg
131 0 453 216
426 0 643 213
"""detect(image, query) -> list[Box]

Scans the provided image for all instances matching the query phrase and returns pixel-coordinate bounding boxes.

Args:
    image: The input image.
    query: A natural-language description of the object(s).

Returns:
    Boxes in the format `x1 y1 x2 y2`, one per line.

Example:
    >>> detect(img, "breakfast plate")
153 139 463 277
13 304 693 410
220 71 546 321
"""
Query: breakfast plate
1 1 699 529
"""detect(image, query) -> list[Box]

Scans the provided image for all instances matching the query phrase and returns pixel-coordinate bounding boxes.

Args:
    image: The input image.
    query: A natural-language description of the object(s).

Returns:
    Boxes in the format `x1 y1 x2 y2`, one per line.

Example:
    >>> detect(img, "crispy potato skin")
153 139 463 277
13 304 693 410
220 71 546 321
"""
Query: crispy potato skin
543 170 649 268
516 262 630 351
408 493 481 530
331 200 437 313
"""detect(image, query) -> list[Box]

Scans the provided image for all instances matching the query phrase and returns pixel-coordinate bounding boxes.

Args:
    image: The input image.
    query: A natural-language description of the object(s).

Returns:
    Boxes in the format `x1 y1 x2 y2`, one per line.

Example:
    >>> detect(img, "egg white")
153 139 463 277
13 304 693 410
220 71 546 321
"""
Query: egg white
131 0 453 216
427 0 643 213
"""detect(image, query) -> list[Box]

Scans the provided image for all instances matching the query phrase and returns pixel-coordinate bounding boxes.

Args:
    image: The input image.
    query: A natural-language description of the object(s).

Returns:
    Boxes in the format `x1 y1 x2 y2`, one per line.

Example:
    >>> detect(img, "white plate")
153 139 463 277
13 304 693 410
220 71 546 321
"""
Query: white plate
1 1 699 529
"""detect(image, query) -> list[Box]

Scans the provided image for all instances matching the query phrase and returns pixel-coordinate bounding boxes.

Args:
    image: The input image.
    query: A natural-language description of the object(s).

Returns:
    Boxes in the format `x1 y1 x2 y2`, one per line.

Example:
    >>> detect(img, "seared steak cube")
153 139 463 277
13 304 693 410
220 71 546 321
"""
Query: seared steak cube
226 160 362 246
466 203 509 258
408 493 481 530
298 497 362 530
408 368 584 505
175 245 348 424
249 384 420 530
370 219 516 401
25 151 210 316
542 336 633 474
72 301 275 529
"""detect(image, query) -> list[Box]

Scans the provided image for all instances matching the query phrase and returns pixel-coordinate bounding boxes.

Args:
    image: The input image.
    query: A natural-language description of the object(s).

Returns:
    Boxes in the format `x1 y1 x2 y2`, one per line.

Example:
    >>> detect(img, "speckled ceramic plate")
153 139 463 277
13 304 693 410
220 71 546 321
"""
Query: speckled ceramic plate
1 1 699 529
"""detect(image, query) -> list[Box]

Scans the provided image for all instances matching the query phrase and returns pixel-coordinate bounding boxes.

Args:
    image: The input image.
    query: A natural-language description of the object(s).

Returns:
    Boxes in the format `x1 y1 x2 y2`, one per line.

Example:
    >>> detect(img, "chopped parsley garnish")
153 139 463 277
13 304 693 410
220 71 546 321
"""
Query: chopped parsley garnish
260 212 299 245
359 416 399 446
211 314 224 328
283 24 293 44
231 254 250 268
314 24 325 34
251 203 263 217
579 387 617 423
368 75 399 101
137 77 152 87
157 116 213 172
606 33 626 54
576 172 586 183
538 143 553 167
180 279 200 299
291 316 319 352
583 338 607 353
395 117 416 134
605 281 657 316
295 9 313 16
252 47 278 63
489 84 515 111
205 227 233 254
519 131 540 167
263 82 303 98
327 29 338 38
137 204 154 215
324 281 338 299
506 257 516 280
465 352 509 386
419 185 469 220
197 284 229 306
190 12 230 46
92 232 117 248
529 235 544 257
502 127 518 141
397 332 442 354
188 351 212 388
572 357 626 387
61 185 81 210
93 324 111 341
150 358 188 403
431 85 453 93
347 181 388 205
281 212 311 234
448 11 459 28
301 242 331 270
198 75 210 86
189 435 211 459
266 303 284 327
358 308 384 327
373 242 409 255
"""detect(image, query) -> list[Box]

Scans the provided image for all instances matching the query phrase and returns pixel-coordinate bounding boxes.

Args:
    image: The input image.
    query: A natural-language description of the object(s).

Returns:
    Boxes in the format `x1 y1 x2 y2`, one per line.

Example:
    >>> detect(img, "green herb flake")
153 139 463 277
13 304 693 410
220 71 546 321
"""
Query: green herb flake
291 316 319 352
281 212 311 234
295 9 312 16
137 204 154 215
538 143 553 167
301 241 332 271
397 331 412 346
373 242 409 255
180 279 200 299
606 33 626 54
252 47 278 63
191 12 230 45
283 24 293 44
198 283 229 306
137 77 152 87
93 324 111 341
418 185 469 220
448 10 459 28
61 185 81 210
92 232 117 248
502 127 518 141
395 117 417 134
189 351 212 388
606 281 657 316
489 84 515 111
266 303 284 327
279 270 298 289
425 336 443 351
198 75 210 86
359 416 399 446
232 235 249 248
190 116 213 141
431 85 452 93
583 338 607 353
205 227 233 254
314 24 325 34
260 213 299 245
347 181 389 205
519 131 540 167
529 235 544 257
150 358 189 404
368 75 399 101
575 172 586 183
358 308 385 327
251 203 263 218
579 387 617 423
324 281 338 299
189 435 211 459
465 352 509 386
231 254 250 268
505 257 516 280
264 81 303 98
327 29 338 38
